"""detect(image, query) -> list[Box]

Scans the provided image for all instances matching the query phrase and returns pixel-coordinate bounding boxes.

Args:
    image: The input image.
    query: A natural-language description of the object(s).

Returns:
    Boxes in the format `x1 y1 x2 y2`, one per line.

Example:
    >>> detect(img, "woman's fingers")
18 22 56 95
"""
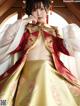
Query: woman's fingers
29 15 37 24
24 15 37 24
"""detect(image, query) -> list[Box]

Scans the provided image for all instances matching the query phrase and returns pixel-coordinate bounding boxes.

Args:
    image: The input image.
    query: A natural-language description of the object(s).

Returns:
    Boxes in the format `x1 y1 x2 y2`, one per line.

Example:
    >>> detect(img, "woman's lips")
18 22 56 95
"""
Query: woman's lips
38 17 42 20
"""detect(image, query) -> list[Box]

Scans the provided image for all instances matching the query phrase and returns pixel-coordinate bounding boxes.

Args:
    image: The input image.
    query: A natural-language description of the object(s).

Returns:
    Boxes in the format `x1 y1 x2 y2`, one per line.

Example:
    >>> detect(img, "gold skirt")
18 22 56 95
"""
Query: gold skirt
0 60 80 106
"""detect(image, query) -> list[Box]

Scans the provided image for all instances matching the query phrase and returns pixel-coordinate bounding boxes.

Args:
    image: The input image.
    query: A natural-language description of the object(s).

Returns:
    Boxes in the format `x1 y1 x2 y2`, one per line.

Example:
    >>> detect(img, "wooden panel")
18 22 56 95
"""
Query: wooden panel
0 0 6 6
0 0 16 16
65 3 80 21
54 7 80 26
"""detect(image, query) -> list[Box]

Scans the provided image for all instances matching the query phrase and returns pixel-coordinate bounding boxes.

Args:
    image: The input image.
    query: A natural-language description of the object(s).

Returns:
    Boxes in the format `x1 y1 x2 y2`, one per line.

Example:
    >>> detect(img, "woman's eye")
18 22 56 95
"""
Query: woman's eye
41 8 44 10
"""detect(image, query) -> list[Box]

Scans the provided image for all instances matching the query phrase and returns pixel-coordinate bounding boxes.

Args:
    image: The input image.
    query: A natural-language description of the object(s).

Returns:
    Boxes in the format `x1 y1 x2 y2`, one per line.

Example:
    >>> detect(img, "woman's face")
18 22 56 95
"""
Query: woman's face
31 2 47 24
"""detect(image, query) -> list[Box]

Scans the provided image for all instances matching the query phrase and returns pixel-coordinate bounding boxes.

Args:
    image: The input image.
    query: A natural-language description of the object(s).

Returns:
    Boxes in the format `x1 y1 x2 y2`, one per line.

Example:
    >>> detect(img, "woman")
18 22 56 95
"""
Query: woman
0 0 80 106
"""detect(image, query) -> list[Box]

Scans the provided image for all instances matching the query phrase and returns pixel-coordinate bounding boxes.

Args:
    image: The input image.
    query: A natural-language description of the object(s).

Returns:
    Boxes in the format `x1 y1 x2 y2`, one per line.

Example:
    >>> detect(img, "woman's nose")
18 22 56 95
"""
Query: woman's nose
37 9 41 16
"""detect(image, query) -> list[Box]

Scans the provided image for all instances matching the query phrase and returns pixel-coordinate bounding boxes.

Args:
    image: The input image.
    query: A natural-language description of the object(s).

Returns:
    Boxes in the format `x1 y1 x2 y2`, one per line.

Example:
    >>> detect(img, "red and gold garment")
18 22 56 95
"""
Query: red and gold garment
0 23 80 106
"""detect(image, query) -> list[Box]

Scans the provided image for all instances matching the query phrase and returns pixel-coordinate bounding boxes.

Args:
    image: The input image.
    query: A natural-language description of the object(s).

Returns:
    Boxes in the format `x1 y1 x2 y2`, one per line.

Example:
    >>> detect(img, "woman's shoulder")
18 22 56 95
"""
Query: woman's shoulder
50 25 59 35
43 24 59 36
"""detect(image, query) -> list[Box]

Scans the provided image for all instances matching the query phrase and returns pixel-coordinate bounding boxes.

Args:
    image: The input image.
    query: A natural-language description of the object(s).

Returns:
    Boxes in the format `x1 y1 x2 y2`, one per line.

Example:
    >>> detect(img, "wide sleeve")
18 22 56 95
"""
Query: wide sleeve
0 19 28 75
0 19 26 61
62 24 80 56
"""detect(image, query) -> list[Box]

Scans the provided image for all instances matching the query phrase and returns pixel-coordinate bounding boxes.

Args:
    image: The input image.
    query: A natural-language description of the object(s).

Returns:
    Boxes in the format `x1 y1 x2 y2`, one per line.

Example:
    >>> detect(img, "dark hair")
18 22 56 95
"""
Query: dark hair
25 0 51 15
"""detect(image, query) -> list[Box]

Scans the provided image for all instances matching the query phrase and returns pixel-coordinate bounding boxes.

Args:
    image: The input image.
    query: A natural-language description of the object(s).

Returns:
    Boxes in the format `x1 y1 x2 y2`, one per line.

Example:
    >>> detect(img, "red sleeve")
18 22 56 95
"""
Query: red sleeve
54 36 70 56
10 31 29 54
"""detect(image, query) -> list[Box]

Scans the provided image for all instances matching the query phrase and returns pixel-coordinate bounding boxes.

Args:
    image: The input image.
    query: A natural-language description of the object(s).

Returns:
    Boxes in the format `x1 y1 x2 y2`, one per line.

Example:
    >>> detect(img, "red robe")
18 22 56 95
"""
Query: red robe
0 24 80 91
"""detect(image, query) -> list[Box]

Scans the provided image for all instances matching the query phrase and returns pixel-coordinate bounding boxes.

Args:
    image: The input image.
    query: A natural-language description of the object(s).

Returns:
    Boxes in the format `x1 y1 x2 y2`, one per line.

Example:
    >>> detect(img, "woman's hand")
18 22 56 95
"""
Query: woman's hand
23 15 37 25
28 15 38 24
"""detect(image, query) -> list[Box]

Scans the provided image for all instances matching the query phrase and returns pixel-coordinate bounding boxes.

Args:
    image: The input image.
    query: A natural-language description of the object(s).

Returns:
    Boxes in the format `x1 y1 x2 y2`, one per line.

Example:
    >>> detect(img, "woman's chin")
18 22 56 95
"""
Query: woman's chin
37 19 46 24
